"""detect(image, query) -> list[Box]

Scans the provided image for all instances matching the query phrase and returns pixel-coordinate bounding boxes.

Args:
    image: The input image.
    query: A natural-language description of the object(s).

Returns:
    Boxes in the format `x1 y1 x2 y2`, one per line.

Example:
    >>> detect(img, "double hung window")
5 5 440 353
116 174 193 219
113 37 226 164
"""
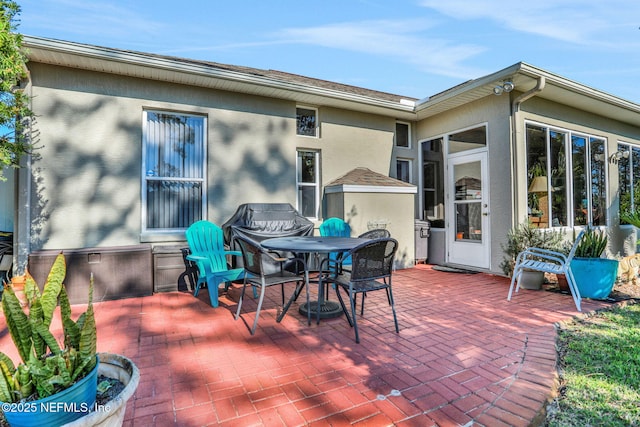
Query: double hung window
143 111 206 232
396 159 412 183
297 150 320 218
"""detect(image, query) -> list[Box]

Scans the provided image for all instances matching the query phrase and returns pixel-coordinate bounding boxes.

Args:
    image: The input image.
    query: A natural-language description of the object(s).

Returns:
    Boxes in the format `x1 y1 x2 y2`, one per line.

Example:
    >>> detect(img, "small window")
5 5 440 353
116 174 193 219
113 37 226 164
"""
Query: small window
396 159 411 183
395 122 410 148
297 150 320 218
296 107 318 137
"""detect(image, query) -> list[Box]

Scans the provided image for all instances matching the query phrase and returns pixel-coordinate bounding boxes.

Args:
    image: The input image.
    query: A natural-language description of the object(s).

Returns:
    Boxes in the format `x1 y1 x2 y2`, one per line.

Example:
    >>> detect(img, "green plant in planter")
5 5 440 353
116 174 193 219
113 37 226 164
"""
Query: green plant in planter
621 210 640 228
0 253 96 403
571 226 618 300
574 226 607 258
500 220 568 277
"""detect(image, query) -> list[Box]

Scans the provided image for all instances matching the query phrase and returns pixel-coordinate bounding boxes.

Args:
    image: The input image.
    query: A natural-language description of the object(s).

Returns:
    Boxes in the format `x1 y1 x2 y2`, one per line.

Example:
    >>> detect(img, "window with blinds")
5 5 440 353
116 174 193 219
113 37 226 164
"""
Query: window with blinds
143 111 206 231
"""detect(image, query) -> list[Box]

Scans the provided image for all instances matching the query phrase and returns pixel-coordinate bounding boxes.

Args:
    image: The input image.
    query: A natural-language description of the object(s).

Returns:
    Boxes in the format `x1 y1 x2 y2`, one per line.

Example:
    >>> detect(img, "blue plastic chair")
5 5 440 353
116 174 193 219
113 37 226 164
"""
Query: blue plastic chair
319 217 352 272
185 220 245 307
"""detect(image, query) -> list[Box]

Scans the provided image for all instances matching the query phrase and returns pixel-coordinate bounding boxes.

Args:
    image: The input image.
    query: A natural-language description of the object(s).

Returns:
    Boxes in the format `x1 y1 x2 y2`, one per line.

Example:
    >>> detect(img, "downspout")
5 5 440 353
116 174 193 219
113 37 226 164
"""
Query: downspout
510 76 546 227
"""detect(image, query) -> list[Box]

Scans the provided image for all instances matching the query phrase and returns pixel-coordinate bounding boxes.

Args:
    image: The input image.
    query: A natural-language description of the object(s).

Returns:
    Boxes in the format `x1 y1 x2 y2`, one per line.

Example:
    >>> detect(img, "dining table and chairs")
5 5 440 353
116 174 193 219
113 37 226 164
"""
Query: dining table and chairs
260 232 399 343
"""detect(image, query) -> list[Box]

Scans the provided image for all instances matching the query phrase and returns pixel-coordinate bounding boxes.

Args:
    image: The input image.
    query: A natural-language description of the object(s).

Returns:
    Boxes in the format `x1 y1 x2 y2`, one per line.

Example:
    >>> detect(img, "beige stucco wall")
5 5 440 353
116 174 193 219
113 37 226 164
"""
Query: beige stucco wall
414 95 512 273
25 63 406 252
325 191 416 269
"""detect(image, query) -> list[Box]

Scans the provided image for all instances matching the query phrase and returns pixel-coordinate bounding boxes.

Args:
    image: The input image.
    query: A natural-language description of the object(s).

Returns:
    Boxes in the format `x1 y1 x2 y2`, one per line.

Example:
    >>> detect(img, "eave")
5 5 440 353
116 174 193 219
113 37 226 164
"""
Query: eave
22 36 418 121
416 62 640 127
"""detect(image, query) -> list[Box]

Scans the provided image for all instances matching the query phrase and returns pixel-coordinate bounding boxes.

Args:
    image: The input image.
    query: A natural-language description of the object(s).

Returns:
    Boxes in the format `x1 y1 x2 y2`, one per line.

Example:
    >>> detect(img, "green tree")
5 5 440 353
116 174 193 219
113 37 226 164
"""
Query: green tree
0 0 34 181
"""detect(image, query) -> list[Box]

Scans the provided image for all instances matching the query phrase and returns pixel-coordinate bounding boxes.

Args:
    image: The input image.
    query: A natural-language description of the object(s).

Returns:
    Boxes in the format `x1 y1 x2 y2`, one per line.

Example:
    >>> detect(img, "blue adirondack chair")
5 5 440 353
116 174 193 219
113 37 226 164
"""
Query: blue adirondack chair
185 220 245 307
319 217 352 272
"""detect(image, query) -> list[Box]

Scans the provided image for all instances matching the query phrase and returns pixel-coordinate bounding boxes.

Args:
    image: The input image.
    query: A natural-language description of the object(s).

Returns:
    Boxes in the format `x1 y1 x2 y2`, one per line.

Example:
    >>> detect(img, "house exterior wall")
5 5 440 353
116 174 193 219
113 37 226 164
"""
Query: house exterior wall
325 191 415 269
24 63 405 258
414 95 512 273
516 97 640 256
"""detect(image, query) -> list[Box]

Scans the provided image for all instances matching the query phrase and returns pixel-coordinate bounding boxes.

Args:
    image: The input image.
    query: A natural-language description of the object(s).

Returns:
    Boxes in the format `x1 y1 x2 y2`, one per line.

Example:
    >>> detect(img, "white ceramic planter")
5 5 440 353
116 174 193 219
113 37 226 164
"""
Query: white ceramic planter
63 353 139 427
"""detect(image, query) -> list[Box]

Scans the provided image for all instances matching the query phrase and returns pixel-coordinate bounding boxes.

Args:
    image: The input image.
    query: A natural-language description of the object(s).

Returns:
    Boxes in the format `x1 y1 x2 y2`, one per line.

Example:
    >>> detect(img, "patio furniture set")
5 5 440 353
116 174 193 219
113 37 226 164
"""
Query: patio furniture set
185 204 398 343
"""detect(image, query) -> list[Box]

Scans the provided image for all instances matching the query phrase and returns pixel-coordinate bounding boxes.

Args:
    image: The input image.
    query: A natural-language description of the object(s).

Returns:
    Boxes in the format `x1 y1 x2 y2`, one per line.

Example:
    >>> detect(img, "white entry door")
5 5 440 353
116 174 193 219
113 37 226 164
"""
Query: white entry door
447 151 490 268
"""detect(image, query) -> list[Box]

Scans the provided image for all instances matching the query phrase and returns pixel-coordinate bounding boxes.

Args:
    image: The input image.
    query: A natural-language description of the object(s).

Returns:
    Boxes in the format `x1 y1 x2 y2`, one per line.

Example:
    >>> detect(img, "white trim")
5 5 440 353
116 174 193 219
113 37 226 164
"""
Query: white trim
325 184 417 194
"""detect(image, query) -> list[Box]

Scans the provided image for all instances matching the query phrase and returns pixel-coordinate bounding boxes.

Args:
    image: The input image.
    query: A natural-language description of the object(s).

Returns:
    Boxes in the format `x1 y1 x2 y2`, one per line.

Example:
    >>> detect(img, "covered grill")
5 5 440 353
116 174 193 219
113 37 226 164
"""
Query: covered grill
222 203 314 273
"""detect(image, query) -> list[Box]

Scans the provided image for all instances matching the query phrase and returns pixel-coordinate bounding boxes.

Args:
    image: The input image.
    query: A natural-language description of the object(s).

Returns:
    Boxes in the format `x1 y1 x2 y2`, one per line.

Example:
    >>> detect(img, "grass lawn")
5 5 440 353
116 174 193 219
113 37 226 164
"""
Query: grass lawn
547 302 640 426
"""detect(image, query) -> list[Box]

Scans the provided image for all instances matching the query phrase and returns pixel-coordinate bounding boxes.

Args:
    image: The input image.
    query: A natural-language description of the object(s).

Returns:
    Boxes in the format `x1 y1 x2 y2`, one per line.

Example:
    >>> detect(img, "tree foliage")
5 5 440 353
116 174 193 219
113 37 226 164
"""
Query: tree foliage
0 0 34 180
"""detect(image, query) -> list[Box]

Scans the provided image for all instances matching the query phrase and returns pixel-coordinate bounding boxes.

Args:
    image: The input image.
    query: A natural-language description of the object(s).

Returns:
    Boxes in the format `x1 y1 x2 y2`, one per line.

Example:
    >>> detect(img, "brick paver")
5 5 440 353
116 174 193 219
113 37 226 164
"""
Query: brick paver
0 265 613 426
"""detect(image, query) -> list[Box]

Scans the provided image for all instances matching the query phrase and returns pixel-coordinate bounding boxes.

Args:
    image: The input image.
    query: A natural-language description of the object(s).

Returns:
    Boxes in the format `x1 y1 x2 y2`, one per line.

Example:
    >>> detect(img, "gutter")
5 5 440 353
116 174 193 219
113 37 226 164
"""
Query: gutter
510 76 546 227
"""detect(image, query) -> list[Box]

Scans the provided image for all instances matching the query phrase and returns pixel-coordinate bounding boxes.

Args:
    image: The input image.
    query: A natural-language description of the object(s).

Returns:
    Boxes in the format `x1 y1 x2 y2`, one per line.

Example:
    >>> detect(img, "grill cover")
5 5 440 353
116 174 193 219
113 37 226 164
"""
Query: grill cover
222 203 314 273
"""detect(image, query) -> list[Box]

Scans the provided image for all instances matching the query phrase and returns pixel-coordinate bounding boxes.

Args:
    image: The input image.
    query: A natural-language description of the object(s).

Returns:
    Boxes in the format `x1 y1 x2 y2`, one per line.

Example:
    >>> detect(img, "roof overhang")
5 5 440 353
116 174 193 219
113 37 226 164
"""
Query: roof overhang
22 36 418 120
415 62 640 126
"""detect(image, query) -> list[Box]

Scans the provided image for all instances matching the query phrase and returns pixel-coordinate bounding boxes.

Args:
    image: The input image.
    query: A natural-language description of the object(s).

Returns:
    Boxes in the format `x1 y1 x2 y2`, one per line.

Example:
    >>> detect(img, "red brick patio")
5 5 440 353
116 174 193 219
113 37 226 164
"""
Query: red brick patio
1 265 612 426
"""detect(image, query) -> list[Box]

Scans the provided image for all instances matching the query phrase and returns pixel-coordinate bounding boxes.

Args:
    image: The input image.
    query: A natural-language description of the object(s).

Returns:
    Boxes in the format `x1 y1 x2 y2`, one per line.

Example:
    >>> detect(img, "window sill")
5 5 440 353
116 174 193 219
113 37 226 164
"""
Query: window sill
140 231 187 243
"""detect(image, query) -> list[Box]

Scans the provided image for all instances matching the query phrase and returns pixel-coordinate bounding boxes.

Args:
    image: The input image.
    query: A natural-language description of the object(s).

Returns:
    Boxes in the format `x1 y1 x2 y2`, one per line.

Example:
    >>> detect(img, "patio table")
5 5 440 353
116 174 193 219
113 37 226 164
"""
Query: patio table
261 236 369 319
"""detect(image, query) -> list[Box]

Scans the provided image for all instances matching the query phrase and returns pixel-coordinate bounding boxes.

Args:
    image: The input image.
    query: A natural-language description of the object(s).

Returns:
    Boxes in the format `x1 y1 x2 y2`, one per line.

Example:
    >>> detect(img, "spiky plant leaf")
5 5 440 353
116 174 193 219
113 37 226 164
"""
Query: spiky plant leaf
0 352 16 373
16 363 32 400
32 319 61 355
39 252 66 327
59 286 80 350
24 272 40 302
1 286 32 364
71 355 94 382
29 298 47 358
0 356 16 402
78 275 96 371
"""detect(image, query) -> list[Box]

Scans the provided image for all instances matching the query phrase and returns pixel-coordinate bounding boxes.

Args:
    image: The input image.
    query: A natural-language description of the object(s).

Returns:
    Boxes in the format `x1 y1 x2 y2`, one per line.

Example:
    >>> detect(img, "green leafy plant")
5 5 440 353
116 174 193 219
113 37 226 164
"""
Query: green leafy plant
621 210 640 228
0 253 96 403
500 220 569 276
1 0 37 181
574 226 608 258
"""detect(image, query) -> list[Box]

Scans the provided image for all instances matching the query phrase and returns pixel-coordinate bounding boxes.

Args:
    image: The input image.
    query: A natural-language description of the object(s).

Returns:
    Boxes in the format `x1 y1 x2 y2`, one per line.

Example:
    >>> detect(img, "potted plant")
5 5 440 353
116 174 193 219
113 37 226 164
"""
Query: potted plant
0 253 139 427
570 226 618 299
500 220 566 289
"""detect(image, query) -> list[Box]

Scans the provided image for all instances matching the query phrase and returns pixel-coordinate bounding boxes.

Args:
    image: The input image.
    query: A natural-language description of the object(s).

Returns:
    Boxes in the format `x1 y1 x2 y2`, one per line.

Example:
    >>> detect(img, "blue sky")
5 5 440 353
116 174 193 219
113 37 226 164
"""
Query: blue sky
15 0 640 103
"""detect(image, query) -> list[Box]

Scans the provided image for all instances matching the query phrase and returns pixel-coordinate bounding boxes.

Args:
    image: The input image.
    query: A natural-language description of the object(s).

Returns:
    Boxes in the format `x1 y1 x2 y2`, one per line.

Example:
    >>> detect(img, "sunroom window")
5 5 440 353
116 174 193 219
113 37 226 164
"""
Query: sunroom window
142 111 206 232
618 142 640 222
526 123 607 228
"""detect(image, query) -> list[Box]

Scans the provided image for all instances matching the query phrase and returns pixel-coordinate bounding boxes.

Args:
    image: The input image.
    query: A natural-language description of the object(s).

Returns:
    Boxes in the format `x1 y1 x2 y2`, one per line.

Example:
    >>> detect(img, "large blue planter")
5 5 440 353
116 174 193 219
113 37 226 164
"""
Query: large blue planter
1 358 98 427
570 258 619 299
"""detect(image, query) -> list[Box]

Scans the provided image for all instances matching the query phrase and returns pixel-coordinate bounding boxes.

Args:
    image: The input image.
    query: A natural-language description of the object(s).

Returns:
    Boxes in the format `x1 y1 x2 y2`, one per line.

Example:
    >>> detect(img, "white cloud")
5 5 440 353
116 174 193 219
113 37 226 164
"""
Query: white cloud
418 0 640 47
274 19 488 79
21 0 166 41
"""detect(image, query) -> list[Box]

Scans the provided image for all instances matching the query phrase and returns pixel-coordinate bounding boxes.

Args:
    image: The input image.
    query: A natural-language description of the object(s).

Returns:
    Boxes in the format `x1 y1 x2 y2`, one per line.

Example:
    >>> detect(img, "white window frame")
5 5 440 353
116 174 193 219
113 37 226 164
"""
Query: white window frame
617 141 640 221
525 120 608 228
395 121 411 148
296 106 319 138
141 110 207 234
296 150 320 219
